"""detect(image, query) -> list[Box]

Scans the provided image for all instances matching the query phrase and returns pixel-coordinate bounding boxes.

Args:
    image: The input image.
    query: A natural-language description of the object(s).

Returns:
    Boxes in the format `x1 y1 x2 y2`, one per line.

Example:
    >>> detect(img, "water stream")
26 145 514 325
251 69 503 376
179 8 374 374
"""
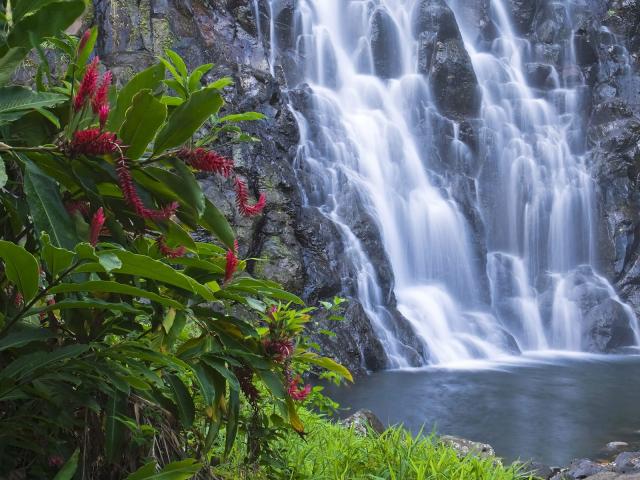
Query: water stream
259 0 640 367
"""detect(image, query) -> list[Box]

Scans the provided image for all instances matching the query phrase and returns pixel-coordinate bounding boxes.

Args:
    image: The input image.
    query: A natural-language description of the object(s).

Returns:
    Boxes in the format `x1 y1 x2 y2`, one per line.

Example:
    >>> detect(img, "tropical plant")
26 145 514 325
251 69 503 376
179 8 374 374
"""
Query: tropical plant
0 4 350 478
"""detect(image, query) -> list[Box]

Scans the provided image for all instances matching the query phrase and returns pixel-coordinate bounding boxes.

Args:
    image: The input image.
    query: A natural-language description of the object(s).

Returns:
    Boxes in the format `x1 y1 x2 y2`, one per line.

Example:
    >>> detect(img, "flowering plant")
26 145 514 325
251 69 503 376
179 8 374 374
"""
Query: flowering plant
0 11 350 479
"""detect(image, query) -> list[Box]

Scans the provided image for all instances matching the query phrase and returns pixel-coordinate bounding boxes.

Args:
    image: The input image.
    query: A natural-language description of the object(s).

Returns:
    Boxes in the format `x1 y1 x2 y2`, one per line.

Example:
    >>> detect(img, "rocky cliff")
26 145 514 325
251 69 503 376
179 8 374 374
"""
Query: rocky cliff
91 0 640 375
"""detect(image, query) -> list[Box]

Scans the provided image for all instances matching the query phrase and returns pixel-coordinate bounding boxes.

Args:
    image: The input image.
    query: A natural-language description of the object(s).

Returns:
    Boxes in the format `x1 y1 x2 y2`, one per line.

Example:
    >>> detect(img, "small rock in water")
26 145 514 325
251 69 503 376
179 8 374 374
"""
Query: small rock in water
523 461 560 479
606 441 630 451
439 435 495 458
340 409 385 436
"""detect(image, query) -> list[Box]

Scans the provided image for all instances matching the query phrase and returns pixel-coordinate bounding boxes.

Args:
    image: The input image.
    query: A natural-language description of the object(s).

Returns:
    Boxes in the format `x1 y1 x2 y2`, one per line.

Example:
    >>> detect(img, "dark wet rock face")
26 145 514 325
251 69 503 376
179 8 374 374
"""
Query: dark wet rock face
92 0 640 375
413 0 482 120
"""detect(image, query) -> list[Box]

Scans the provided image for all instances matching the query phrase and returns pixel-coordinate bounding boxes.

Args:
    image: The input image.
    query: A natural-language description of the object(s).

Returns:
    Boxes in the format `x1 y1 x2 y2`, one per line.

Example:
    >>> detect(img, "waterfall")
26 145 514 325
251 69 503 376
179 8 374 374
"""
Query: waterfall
261 0 640 367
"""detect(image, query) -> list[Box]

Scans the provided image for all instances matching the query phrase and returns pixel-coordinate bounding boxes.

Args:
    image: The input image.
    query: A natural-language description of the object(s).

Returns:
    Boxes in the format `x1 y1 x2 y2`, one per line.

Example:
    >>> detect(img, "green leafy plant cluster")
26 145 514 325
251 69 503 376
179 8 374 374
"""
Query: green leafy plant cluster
216 410 537 480
0 3 350 478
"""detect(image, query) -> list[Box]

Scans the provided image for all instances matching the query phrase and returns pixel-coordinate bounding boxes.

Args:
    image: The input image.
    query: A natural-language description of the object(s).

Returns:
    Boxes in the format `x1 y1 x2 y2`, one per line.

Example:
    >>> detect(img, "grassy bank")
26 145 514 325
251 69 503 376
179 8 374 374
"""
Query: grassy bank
213 411 536 479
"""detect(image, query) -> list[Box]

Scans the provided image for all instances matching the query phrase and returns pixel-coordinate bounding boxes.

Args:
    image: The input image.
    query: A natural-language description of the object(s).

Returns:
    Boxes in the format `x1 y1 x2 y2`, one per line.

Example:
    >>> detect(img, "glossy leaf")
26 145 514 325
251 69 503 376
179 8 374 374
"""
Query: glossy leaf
0 328 55 352
200 199 235 249
24 160 80 250
106 250 214 301
167 374 195 428
0 86 66 114
224 388 240 458
119 89 167 159
7 1 86 50
41 233 75 278
49 281 183 309
0 240 39 302
126 459 202 480
153 87 224 154
108 63 166 132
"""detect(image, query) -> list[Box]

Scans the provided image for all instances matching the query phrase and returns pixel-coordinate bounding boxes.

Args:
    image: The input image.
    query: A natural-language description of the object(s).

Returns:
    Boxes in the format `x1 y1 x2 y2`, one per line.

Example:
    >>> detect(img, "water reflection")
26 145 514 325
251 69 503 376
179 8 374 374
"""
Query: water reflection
326 354 640 465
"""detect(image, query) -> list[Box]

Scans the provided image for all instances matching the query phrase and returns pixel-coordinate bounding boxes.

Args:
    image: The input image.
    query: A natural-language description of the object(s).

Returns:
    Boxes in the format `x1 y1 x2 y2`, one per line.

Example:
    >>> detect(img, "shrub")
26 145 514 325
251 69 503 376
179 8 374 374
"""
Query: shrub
0 6 349 479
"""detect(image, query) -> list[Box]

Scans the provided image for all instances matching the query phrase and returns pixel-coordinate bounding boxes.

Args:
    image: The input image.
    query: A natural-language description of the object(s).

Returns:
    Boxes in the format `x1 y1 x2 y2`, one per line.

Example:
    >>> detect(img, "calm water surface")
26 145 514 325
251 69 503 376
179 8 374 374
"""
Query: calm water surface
326 353 640 465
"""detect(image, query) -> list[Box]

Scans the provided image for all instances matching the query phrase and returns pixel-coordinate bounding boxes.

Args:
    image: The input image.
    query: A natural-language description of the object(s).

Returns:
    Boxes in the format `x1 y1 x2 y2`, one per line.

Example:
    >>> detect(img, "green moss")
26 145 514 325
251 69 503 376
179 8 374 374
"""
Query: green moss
152 17 174 55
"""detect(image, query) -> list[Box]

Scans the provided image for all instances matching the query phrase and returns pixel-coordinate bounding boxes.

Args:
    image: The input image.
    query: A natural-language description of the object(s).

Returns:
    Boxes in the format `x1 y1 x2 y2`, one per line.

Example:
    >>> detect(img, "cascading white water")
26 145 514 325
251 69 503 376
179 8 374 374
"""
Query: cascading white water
262 0 639 367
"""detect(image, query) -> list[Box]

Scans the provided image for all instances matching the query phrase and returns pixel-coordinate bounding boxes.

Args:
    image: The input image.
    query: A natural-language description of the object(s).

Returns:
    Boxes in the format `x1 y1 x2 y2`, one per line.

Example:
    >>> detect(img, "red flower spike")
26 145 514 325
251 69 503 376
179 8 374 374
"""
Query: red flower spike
288 376 312 401
92 71 112 115
156 236 187 258
89 207 105 246
178 148 234 177
73 57 100 112
234 178 266 217
69 128 120 157
48 455 65 468
224 239 239 283
115 154 179 221
98 104 110 130
78 30 91 53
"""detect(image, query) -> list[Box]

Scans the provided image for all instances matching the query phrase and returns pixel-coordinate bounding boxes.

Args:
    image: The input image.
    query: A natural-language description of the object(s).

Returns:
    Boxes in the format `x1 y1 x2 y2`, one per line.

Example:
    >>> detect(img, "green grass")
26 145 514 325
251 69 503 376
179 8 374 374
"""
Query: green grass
213 411 537 480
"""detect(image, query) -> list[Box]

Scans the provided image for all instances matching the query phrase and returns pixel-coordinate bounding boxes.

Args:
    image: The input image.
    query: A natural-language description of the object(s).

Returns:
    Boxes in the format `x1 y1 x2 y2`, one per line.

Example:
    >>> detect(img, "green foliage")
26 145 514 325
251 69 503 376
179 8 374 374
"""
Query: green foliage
0 7 350 479
214 410 536 480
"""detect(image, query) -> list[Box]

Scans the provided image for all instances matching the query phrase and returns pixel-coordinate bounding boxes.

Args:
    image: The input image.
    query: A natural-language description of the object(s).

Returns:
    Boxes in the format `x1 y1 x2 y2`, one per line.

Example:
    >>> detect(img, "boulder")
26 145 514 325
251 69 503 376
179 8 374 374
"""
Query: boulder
614 452 640 474
340 409 385 436
439 435 495 458
583 299 637 353
370 7 403 79
505 0 539 35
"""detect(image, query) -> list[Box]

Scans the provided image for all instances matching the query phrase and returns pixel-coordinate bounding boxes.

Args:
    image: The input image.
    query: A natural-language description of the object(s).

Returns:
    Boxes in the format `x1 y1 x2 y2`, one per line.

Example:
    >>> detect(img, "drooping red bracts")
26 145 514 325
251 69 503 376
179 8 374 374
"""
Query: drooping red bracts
178 148 234 177
156 236 187 258
115 154 179 221
65 200 90 218
234 178 266 217
98 104 110 130
288 376 311 401
13 292 23 308
92 71 111 114
73 57 100 112
263 338 295 363
224 239 239 283
69 128 120 157
234 366 260 406
89 207 106 246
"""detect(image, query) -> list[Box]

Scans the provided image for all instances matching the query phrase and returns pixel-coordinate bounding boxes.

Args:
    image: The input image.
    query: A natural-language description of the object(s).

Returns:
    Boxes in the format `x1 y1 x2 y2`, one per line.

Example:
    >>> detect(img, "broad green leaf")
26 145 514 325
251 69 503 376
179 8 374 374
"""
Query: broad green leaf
34 107 60 128
299 353 353 382
167 158 205 216
166 374 195 428
119 89 167 159
30 299 144 315
256 369 286 399
24 160 80 250
98 252 123 272
108 63 166 132
0 240 39 302
106 250 214 300
219 112 266 123
0 86 66 113
7 1 86 50
126 459 202 480
228 278 304 305
187 63 213 92
224 388 240 458
153 87 224 154
0 156 6 188
286 397 305 433
12 0 63 22
164 50 188 79
0 328 55 352
52 448 79 480
209 77 233 90
192 363 216 408
201 358 239 392
200 199 235 250
41 233 75 278
105 391 126 464
0 344 89 382
49 281 183 309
